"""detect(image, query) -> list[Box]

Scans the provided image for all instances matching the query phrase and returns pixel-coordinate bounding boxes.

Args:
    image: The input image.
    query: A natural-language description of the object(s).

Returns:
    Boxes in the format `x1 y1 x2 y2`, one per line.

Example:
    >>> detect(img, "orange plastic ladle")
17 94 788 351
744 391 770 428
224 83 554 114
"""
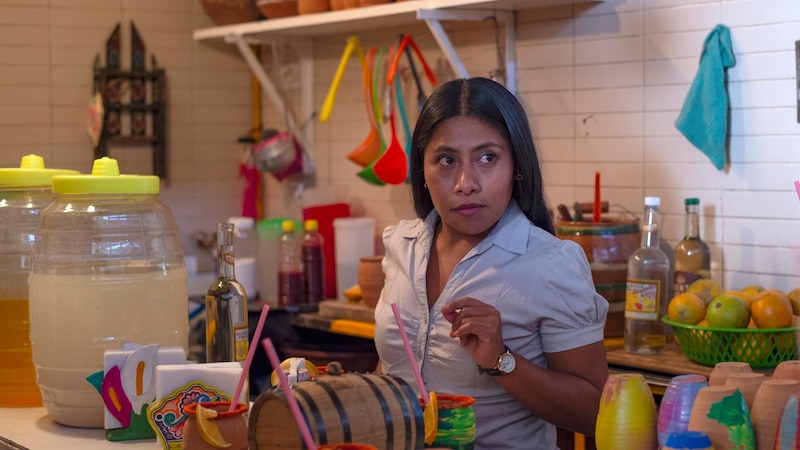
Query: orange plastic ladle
347 47 383 168
387 34 437 87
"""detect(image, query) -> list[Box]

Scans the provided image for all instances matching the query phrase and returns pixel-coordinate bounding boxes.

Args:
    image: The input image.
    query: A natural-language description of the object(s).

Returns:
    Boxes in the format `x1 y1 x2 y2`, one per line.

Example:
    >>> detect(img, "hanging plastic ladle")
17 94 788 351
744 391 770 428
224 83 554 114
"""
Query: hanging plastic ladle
357 46 390 185
347 47 383 168
371 60 408 185
319 36 365 123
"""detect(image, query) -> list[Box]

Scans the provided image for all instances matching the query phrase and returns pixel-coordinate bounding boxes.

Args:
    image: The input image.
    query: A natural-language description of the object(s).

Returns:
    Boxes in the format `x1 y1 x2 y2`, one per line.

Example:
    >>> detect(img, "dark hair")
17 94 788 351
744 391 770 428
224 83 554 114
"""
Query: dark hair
409 77 554 235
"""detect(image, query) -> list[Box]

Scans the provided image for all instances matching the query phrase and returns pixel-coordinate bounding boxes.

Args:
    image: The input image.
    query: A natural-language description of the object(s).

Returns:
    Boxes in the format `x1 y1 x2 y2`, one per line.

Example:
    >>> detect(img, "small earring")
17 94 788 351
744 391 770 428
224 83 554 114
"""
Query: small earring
514 174 523 181
424 182 428 189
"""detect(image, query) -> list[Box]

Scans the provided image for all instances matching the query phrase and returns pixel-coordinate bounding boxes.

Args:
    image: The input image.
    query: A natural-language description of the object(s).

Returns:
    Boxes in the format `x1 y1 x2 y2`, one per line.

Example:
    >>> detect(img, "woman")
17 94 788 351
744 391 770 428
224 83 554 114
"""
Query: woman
373 77 609 449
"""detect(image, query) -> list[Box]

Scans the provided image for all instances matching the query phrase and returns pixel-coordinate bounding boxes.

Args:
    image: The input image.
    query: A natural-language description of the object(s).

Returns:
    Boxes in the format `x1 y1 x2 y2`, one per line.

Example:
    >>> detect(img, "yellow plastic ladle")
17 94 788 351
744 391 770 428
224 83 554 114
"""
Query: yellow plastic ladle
319 36 365 123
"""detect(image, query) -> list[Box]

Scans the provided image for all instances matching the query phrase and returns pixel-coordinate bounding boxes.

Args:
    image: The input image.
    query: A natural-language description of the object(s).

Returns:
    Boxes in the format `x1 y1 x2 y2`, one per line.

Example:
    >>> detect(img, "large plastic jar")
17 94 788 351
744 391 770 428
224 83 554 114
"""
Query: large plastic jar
29 157 189 427
0 155 79 407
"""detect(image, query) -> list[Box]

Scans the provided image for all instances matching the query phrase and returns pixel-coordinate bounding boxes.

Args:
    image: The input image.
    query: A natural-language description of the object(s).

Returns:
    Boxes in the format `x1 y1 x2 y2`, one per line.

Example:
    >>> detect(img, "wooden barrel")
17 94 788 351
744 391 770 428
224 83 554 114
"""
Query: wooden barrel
556 219 640 338
249 373 424 450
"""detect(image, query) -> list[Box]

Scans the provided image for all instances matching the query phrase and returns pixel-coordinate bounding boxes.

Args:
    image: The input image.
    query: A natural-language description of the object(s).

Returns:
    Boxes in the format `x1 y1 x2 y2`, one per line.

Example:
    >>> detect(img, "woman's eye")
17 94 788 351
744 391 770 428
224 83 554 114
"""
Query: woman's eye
478 153 495 163
437 155 455 166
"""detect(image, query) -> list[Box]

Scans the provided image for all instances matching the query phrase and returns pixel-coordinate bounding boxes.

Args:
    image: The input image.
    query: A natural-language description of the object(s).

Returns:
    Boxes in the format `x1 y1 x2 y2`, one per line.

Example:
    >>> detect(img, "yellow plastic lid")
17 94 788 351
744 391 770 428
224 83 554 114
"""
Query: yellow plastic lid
0 154 80 187
304 219 319 232
282 220 295 232
51 156 160 194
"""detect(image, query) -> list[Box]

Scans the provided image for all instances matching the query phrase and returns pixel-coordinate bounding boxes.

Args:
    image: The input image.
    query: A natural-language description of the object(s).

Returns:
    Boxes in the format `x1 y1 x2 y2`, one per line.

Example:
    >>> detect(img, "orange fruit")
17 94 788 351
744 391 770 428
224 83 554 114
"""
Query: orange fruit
423 391 438 445
787 287 800 315
723 290 753 310
686 279 722 306
741 285 766 297
668 293 706 325
196 404 232 448
750 289 793 329
732 333 773 366
705 293 750 329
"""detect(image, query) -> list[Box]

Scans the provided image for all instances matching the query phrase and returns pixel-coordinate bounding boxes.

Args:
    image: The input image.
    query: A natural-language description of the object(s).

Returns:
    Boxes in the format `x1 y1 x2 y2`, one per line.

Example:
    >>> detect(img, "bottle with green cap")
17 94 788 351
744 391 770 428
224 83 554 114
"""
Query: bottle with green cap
28 157 188 428
674 198 711 296
0 154 79 408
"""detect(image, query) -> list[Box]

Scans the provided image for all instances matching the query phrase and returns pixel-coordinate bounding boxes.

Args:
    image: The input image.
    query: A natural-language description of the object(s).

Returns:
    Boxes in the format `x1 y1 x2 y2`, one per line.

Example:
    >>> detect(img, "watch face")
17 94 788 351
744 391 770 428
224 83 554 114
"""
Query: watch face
499 353 515 373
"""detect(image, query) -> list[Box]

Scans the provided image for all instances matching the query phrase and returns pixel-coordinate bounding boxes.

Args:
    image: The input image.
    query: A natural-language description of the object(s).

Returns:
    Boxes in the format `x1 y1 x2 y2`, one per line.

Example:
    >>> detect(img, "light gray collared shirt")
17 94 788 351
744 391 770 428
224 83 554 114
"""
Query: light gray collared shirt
374 201 608 449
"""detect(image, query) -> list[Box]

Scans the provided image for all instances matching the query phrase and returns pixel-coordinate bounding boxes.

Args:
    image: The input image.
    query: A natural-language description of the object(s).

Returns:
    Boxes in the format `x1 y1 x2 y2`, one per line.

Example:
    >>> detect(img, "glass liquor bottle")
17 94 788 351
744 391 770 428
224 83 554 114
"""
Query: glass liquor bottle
674 198 711 295
278 220 304 306
624 197 670 354
206 222 249 363
303 219 325 305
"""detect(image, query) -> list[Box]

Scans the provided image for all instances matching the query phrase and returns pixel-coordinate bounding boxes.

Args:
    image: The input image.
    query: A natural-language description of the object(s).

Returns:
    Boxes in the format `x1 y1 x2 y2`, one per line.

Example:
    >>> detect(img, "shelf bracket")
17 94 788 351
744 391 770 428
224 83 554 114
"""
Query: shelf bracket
228 34 314 162
417 8 516 94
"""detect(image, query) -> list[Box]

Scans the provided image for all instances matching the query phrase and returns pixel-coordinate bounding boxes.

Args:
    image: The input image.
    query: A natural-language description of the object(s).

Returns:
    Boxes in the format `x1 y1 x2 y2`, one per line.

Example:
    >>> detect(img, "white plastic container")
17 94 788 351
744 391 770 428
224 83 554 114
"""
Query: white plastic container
332 217 375 300
227 216 257 301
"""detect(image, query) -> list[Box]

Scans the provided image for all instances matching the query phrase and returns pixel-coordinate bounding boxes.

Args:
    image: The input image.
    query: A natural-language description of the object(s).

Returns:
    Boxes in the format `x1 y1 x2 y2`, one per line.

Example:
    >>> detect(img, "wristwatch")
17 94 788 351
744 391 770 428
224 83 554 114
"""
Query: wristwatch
477 346 516 376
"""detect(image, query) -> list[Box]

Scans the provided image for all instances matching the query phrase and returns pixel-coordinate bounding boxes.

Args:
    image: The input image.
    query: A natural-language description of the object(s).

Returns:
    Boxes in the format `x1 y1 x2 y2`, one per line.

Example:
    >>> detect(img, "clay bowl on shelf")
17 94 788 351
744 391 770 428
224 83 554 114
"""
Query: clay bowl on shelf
257 0 299 19
359 0 392 5
298 0 329 14
329 0 345 10
200 0 262 25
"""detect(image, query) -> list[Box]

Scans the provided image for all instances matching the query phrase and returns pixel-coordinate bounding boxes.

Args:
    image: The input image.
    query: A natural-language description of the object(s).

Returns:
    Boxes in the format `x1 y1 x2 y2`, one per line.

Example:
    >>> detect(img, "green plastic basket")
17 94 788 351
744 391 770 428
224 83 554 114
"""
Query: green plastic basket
663 318 799 369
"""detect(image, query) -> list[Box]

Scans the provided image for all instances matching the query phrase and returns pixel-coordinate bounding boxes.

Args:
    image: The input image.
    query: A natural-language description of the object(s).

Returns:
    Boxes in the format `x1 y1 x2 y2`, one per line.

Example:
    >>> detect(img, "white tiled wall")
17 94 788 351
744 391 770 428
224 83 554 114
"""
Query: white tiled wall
1 0 799 292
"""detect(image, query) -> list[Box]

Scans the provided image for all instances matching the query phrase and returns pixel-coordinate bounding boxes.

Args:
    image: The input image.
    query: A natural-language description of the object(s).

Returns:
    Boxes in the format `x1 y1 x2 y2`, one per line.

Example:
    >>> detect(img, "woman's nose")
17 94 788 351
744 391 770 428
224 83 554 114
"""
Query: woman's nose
454 166 480 194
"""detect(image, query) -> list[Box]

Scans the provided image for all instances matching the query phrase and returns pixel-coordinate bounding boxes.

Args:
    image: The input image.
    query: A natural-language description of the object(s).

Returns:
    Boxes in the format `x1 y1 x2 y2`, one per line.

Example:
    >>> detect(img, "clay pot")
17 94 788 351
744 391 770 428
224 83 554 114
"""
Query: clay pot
358 0 392 5
342 0 359 8
773 360 800 382
708 361 752 386
329 0 345 9
688 385 754 450
200 0 262 25
183 401 249 450
257 0 298 18
776 392 800 449
298 0 329 14
358 255 384 309
657 374 708 448
595 373 658 450
751 379 800 450
724 372 765 410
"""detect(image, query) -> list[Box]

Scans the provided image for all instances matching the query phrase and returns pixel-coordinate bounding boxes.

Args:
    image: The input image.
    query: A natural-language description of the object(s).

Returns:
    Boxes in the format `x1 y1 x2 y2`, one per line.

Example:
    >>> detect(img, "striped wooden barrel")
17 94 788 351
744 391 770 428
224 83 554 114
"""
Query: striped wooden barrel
249 373 424 450
556 219 640 338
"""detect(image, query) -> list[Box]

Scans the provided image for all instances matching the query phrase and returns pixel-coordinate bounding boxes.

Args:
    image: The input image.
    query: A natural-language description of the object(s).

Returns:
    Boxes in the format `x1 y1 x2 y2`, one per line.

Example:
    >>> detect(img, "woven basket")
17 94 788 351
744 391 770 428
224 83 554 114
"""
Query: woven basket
663 317 798 368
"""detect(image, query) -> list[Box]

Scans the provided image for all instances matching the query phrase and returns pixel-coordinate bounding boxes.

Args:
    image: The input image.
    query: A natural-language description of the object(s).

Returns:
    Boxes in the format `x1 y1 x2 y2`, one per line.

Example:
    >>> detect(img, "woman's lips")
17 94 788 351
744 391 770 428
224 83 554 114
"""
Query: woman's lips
452 204 483 216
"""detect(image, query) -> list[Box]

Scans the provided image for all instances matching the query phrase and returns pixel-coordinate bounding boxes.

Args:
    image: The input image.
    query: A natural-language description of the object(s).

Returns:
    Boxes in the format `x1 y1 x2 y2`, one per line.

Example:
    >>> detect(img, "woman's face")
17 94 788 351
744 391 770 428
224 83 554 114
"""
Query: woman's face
423 116 514 240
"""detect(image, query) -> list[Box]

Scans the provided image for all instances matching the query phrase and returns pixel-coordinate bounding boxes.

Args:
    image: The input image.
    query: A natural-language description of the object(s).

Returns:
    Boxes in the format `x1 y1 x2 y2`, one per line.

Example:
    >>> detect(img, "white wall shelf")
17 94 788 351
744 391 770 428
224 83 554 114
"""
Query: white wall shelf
192 0 602 156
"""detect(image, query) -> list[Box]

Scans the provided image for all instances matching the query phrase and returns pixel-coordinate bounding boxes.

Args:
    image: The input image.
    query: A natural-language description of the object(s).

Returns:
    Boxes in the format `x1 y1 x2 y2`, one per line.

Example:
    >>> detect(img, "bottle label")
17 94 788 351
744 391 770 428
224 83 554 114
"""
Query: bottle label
625 278 662 320
234 325 249 362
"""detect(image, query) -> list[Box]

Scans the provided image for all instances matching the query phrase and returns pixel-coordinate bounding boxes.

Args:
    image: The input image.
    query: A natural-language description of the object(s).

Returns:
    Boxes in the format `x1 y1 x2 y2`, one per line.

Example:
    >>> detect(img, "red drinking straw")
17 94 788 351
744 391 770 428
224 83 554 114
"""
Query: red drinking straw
390 302 429 406
229 305 269 411
593 172 601 223
262 338 317 450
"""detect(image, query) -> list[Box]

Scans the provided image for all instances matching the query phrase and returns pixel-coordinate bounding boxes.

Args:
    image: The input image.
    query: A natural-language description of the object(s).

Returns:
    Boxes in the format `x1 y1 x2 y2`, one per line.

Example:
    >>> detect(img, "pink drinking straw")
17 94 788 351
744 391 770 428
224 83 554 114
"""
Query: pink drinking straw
229 304 270 411
794 180 800 202
262 337 317 450
390 302 429 406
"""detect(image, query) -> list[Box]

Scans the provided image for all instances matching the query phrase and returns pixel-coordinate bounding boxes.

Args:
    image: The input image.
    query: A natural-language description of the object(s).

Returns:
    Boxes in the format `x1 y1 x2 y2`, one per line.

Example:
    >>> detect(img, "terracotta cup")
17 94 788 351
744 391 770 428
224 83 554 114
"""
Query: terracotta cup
595 373 657 450
775 392 800 449
773 360 800 382
724 372 765 410
688 385 754 450
183 401 248 450
708 361 752 386
657 374 708 448
751 379 800 450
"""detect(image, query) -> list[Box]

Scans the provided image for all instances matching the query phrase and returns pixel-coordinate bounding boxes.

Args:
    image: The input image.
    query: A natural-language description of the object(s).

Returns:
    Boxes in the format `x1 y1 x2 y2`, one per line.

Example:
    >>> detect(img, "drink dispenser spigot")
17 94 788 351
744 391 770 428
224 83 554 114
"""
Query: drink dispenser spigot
0 154 79 407
29 156 188 428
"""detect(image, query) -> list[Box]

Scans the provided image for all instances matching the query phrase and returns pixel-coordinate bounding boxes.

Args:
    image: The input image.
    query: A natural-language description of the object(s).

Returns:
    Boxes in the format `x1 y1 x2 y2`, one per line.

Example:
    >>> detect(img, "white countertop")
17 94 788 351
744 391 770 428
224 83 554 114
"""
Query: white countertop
0 407 159 449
